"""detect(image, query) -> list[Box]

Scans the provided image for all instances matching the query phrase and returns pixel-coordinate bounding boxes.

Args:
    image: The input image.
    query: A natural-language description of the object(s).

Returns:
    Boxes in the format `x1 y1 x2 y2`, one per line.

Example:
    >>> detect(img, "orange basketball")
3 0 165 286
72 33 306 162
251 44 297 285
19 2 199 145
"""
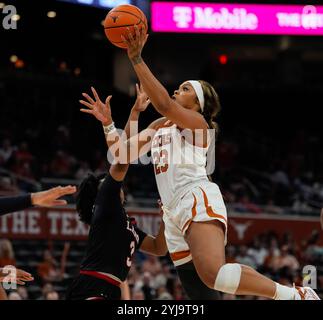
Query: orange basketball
104 4 148 49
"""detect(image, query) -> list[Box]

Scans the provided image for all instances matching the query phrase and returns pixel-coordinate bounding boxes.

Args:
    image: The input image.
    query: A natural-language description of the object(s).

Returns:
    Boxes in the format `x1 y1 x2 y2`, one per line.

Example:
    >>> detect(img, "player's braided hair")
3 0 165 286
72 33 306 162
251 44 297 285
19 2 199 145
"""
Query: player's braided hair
76 172 106 225
198 80 221 140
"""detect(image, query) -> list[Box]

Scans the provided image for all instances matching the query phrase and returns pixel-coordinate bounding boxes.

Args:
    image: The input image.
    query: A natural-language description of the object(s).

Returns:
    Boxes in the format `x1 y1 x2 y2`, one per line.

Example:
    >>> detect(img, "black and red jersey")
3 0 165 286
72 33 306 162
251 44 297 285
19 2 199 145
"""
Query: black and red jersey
80 174 147 282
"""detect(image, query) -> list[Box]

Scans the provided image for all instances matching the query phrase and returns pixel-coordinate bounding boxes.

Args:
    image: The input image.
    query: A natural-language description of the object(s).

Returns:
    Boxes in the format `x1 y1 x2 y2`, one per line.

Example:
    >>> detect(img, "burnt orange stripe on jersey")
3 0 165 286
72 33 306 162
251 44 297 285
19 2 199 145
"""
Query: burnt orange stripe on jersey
170 250 191 261
199 187 227 223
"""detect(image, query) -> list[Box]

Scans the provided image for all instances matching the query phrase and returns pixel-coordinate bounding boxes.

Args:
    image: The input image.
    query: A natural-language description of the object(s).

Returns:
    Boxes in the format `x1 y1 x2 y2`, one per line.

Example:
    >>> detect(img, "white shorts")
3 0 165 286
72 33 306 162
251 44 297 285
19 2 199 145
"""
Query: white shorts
162 182 228 267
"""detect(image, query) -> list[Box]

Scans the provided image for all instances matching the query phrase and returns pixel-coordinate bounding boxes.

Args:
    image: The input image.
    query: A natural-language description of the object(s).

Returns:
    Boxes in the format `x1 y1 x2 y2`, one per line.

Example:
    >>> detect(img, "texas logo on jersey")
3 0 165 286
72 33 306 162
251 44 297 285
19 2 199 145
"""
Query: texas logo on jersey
152 132 172 148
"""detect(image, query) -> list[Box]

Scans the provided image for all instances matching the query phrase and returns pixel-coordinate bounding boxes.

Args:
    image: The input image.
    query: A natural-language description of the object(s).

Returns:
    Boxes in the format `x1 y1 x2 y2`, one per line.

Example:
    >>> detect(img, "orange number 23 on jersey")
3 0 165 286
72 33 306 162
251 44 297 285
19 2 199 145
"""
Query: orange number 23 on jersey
153 150 169 175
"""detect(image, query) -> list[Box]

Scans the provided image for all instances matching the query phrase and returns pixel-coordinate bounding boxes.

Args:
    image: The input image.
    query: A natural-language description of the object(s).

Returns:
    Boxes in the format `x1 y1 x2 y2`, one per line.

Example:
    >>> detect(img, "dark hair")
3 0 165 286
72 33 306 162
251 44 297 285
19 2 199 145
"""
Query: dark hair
76 173 106 225
198 80 221 139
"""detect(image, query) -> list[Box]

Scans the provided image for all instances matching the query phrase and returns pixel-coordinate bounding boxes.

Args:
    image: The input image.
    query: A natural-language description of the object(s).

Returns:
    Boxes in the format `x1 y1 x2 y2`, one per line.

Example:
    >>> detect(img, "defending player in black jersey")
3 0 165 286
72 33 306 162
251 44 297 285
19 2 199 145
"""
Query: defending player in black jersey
65 163 167 300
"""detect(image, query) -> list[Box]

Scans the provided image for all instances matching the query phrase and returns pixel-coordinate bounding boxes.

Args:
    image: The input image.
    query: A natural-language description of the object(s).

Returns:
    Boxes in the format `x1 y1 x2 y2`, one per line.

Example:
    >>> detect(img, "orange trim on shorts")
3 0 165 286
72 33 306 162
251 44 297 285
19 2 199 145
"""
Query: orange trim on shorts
181 192 198 233
170 250 191 261
199 187 227 223
182 218 192 233
191 192 197 218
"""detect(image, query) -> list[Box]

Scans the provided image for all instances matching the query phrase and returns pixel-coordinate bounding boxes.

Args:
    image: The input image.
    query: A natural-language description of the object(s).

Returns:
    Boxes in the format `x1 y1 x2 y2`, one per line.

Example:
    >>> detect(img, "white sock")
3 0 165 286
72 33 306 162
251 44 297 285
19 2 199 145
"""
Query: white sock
273 283 297 300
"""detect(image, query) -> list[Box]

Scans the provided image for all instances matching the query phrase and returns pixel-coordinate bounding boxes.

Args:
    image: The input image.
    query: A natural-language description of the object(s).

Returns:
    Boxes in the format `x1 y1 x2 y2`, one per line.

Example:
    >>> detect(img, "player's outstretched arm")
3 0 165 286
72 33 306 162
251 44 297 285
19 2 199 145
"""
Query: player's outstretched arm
122 26 207 131
79 87 164 167
0 185 76 216
124 83 150 139
109 83 151 181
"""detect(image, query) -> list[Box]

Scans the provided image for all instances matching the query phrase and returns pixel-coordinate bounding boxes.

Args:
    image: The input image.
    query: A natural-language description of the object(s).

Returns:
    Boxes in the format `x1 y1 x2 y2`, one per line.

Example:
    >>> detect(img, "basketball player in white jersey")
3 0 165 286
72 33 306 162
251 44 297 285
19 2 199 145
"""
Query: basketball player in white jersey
79 26 320 300
80 84 220 299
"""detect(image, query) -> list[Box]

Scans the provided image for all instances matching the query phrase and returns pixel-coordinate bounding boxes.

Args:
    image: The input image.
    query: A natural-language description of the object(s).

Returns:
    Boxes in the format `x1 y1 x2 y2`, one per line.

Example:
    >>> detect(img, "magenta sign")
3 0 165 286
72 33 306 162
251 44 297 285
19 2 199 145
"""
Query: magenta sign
151 2 323 35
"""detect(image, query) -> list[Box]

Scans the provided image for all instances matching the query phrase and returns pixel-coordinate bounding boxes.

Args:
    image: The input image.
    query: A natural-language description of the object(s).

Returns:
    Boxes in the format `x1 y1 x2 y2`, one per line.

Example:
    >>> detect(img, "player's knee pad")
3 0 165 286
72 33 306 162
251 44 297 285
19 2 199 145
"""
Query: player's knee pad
214 263 241 294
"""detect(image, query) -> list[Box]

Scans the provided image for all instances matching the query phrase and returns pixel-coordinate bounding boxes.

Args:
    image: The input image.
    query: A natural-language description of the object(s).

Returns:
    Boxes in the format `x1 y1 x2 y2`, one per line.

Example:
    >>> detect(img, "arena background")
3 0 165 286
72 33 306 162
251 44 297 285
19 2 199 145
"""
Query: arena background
0 0 322 300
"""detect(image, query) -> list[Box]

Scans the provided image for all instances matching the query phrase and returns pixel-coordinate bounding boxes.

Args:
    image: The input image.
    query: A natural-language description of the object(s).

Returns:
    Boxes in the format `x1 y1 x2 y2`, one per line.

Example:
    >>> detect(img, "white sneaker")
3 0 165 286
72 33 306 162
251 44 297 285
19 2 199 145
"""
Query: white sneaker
295 286 321 300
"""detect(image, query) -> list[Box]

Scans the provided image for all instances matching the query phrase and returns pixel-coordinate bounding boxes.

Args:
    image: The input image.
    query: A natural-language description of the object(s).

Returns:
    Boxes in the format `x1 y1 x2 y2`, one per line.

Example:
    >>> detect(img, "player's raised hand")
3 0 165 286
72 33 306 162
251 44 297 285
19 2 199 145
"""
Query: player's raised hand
132 83 150 112
80 87 113 126
31 185 77 207
0 267 34 285
15 269 34 285
121 25 148 65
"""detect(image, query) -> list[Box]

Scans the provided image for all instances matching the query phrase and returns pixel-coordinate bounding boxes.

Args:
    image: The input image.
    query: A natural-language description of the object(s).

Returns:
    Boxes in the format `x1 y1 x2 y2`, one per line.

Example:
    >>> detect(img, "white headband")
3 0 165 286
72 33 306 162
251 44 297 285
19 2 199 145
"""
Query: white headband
187 80 205 112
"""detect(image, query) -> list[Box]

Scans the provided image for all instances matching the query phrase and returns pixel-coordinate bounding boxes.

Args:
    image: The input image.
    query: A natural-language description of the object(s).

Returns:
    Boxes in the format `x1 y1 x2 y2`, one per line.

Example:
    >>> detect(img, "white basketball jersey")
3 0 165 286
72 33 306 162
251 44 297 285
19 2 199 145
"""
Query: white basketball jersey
151 121 209 207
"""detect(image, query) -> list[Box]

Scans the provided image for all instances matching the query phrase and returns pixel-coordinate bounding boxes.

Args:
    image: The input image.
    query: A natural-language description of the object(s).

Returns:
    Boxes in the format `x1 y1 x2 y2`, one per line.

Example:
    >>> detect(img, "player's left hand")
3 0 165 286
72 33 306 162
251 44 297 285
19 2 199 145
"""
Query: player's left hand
31 185 76 207
122 25 148 64
132 83 150 112
0 267 34 285
80 87 113 126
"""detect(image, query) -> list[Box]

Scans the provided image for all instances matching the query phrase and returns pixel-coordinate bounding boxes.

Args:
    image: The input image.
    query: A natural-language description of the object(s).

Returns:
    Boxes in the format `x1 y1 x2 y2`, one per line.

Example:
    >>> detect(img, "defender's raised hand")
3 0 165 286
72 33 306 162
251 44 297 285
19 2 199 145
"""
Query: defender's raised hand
0 267 34 285
132 83 150 113
80 87 113 126
31 185 76 207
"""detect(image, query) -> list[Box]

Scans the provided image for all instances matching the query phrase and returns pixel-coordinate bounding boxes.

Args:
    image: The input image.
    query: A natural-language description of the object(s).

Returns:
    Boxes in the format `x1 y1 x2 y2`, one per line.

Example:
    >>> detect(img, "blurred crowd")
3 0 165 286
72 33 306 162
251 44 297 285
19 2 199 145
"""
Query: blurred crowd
0 133 106 192
217 129 323 216
0 239 67 300
1 227 322 300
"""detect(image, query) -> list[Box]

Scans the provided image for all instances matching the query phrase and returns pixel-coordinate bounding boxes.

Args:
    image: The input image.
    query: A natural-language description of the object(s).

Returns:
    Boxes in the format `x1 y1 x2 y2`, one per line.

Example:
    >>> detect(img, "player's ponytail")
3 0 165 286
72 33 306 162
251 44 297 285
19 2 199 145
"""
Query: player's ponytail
198 80 221 140
76 173 106 225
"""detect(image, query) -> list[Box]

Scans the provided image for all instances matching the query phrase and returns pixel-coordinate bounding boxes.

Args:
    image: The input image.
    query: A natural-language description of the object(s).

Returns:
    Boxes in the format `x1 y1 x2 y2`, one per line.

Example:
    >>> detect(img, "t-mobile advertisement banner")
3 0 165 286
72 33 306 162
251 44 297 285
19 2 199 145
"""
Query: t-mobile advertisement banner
151 2 323 35
0 208 322 245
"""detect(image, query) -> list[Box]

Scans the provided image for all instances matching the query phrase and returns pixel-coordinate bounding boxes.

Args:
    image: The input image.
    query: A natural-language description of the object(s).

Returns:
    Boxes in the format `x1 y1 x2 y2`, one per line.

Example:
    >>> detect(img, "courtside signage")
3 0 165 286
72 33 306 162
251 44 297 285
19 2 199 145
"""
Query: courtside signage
151 2 323 35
